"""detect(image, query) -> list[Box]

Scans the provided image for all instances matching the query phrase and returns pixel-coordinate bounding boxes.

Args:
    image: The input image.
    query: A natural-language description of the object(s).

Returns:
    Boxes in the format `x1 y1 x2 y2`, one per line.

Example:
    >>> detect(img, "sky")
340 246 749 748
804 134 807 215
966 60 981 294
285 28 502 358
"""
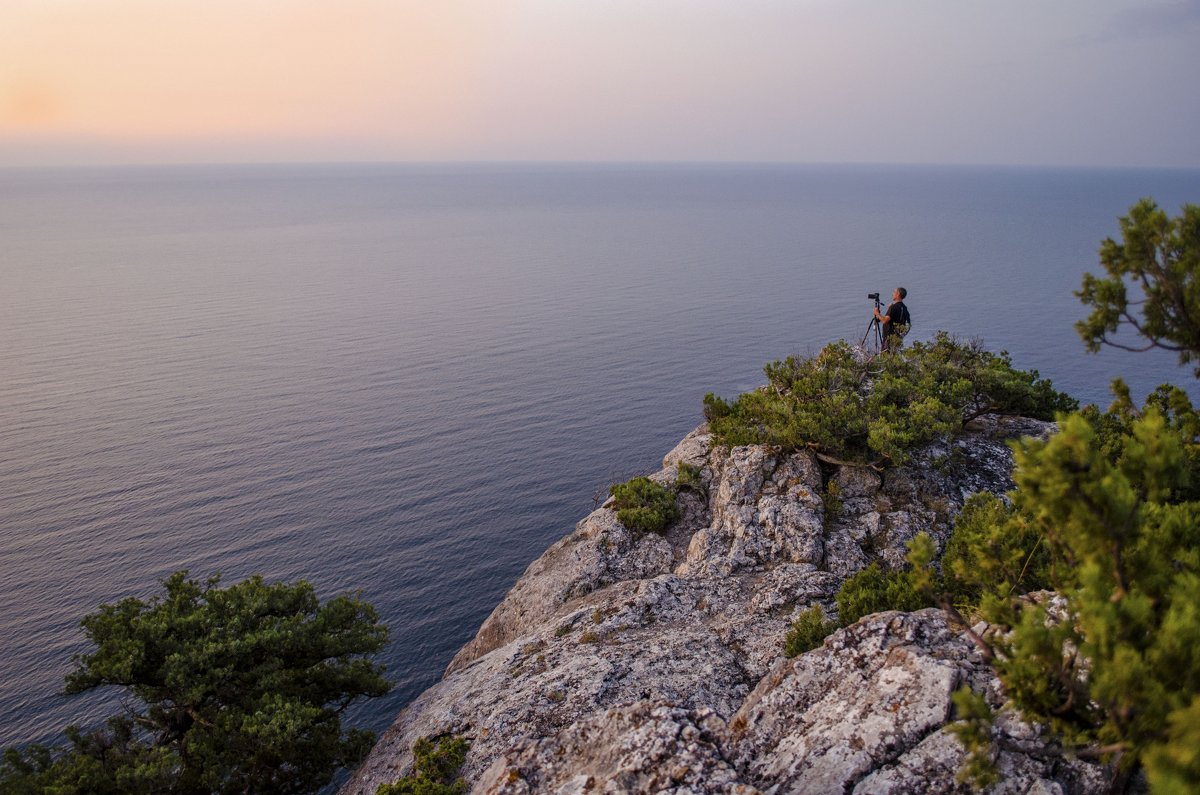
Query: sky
1 0 1197 168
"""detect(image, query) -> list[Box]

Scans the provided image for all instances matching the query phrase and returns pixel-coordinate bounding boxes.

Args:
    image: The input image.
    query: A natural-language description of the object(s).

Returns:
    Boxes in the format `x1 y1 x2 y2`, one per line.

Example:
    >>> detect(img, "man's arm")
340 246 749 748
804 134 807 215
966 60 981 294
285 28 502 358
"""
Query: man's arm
874 304 892 325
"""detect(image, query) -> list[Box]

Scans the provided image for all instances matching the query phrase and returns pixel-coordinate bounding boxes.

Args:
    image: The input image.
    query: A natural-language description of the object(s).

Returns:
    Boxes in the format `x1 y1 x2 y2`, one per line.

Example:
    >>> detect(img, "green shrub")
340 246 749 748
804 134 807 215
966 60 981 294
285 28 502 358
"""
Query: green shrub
0 572 390 795
836 563 929 626
823 480 844 516
676 461 705 493
1049 199 1200 787
703 333 1075 464
1076 198 1200 376
942 492 1051 610
702 392 732 423
609 476 680 534
377 736 470 795
979 409 1200 781
835 537 938 628
946 687 1000 788
1079 379 1200 501
913 384 1200 788
784 606 836 657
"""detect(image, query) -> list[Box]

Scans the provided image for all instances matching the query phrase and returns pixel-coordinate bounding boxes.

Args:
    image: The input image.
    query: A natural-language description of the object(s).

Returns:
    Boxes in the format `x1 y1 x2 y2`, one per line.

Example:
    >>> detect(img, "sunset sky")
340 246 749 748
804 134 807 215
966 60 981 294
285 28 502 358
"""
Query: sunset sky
2 0 1197 167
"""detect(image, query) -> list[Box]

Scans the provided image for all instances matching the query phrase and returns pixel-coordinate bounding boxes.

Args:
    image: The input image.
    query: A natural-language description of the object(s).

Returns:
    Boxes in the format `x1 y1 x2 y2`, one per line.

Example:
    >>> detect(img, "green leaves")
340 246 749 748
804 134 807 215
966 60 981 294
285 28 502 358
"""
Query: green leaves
704 333 1074 465
941 493 1050 611
1146 695 1200 793
1076 200 1200 373
946 687 999 789
4 572 391 795
609 476 680 535
783 606 836 657
947 397 1200 787
834 552 933 629
377 736 470 795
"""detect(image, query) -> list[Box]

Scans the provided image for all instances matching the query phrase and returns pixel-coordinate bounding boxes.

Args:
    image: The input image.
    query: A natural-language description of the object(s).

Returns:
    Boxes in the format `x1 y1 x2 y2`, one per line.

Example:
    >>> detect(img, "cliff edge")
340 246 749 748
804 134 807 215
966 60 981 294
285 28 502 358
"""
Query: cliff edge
341 419 1107 794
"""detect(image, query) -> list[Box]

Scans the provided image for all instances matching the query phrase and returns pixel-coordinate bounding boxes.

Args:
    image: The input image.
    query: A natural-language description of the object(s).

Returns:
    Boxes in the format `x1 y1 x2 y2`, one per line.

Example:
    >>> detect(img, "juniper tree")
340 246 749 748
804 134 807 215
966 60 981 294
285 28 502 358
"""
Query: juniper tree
938 200 1200 791
1 572 391 795
1077 199 1200 373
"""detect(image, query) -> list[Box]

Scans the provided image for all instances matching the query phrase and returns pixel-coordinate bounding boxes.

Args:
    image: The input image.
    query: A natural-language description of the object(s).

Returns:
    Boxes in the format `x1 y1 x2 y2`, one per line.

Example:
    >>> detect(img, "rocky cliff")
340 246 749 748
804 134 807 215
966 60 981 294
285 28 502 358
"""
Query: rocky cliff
341 418 1108 794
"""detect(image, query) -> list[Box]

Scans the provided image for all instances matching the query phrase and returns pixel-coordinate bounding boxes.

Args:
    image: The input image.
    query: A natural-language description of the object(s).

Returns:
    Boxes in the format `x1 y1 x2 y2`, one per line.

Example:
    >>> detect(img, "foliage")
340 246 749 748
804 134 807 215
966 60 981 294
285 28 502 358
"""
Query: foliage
946 687 1000 789
1 718 171 795
609 476 680 535
941 492 1051 610
823 479 844 516
834 535 937 627
1076 200 1200 374
1 571 390 795
992 411 1200 775
783 606 836 657
1145 696 1200 794
376 736 469 795
675 461 705 494
820 200 1200 788
703 333 1074 464
942 402 1200 788
786 535 939 660
1078 379 1200 501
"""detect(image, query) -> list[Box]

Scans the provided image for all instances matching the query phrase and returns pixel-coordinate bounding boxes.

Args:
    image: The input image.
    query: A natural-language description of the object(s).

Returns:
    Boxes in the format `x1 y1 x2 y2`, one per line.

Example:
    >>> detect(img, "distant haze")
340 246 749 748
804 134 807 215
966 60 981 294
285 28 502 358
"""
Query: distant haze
1 0 1198 167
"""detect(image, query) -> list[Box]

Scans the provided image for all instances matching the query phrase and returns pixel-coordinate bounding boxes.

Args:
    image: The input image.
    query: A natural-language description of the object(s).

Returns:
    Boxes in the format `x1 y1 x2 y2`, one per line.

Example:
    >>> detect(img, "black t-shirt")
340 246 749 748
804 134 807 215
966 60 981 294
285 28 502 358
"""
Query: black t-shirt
884 301 908 336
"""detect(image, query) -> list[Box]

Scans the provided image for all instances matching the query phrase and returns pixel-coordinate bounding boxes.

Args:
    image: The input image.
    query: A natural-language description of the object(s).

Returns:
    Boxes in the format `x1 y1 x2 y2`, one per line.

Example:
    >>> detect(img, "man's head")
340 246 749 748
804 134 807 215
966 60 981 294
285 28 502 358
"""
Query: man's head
894 287 907 301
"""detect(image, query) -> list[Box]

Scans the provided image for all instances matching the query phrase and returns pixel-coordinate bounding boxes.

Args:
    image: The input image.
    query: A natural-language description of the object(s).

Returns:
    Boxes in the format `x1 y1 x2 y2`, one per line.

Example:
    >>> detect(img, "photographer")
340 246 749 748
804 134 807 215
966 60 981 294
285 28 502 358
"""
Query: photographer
873 287 910 352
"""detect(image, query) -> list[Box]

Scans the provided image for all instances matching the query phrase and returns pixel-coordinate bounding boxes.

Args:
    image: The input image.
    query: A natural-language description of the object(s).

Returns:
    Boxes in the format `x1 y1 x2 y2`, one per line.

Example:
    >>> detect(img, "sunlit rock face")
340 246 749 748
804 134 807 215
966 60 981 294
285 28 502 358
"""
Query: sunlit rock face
342 418 1107 795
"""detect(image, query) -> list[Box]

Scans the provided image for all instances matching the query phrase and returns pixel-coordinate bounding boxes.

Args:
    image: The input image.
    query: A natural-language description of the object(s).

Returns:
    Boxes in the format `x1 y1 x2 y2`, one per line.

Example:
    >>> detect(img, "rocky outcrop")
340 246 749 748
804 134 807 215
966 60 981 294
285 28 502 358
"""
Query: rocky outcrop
343 418 1107 794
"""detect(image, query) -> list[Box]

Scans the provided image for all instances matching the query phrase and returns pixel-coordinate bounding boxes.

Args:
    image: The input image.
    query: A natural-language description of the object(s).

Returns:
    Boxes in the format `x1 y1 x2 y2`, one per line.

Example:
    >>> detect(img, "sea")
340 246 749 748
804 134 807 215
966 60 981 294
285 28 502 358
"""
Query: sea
2 162 1198 750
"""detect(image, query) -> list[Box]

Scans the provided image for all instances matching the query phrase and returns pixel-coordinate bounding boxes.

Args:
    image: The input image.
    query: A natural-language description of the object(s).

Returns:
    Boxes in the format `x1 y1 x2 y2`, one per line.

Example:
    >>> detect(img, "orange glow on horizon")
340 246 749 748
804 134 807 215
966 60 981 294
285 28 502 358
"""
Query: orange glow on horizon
1 1 496 150
1 1 1195 167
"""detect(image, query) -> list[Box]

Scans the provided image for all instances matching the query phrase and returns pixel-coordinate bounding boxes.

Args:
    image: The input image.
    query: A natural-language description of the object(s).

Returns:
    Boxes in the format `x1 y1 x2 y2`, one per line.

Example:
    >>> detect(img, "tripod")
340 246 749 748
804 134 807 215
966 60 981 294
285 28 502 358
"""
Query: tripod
860 297 885 357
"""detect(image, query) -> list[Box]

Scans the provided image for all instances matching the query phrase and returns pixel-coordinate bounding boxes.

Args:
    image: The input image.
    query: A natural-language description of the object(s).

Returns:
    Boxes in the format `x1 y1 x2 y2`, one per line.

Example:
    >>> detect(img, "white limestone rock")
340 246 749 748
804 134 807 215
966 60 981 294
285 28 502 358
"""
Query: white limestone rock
680 446 825 578
343 419 1107 795
475 703 759 795
729 610 970 793
444 508 674 676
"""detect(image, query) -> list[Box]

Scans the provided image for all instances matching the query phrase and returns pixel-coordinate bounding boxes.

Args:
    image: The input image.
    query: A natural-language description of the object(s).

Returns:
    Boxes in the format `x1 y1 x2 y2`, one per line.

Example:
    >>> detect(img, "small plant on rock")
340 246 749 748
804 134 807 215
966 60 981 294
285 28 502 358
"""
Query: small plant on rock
376 735 470 795
783 606 837 657
675 461 706 494
609 476 680 535
835 535 938 627
823 479 844 516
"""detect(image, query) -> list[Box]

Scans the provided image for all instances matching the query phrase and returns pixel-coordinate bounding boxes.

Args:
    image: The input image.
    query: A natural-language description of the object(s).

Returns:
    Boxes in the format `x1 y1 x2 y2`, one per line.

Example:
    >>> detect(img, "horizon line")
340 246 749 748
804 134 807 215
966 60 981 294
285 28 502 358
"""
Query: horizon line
2 158 1198 173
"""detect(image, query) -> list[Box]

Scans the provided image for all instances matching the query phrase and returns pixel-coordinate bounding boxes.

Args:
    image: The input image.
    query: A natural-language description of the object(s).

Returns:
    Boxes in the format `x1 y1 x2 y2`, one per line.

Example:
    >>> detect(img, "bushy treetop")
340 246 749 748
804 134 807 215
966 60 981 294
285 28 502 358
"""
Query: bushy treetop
608 476 680 535
1077 199 1200 373
703 332 1075 465
2 572 391 795
943 404 1200 789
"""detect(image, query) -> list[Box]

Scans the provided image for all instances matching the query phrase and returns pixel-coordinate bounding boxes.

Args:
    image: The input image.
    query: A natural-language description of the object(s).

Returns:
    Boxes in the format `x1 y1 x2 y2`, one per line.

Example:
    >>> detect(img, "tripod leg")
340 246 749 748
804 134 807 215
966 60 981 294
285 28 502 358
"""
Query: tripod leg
860 318 881 357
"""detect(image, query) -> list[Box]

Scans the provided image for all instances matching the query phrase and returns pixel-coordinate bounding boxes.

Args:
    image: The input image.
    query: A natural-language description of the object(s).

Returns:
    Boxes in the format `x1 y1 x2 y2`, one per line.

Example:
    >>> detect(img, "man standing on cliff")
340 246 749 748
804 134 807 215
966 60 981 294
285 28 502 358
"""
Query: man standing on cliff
873 287 910 352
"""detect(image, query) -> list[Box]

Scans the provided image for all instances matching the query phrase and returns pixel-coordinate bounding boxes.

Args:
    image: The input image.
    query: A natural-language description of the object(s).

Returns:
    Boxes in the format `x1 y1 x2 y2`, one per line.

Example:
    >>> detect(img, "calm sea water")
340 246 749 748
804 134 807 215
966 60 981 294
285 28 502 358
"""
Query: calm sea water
2 163 1197 749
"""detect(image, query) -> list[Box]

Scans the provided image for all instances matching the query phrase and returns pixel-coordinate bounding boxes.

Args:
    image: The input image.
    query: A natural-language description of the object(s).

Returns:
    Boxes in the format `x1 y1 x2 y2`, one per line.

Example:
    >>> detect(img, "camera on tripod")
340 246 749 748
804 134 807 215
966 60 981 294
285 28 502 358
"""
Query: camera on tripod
861 292 886 355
